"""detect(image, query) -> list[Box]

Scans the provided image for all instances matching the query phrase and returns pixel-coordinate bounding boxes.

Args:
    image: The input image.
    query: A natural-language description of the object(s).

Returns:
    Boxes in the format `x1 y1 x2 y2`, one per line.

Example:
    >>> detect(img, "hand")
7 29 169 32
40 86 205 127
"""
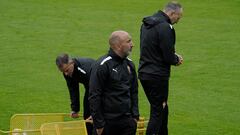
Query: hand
96 128 104 135
176 53 183 66
85 115 93 124
133 118 138 123
70 112 79 118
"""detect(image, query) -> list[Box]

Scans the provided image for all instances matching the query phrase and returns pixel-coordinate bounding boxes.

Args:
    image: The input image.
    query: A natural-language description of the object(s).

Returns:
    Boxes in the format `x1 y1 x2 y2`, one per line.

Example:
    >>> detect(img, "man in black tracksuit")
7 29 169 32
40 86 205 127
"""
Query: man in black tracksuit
56 53 95 135
138 2 183 135
89 31 139 135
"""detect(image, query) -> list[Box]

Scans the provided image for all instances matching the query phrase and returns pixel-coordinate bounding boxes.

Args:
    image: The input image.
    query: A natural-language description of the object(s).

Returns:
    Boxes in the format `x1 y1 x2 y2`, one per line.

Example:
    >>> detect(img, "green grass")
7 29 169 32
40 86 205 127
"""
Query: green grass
0 0 240 134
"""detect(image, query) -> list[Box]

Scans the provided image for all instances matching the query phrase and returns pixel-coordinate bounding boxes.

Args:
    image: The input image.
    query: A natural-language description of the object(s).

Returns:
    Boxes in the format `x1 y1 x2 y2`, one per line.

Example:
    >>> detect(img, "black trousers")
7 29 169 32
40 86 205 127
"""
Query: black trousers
140 78 169 135
83 89 93 135
94 117 137 135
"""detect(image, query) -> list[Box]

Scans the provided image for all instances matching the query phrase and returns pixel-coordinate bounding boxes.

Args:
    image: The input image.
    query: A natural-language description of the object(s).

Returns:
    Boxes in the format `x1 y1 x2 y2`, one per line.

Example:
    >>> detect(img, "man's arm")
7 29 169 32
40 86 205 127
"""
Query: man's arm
158 23 179 65
89 63 108 129
64 75 80 117
129 63 139 120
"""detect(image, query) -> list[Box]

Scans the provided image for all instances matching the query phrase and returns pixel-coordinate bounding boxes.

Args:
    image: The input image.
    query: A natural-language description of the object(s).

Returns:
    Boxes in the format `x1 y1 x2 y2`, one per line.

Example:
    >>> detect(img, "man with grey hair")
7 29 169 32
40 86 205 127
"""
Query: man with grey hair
89 30 139 135
56 53 95 135
138 1 183 135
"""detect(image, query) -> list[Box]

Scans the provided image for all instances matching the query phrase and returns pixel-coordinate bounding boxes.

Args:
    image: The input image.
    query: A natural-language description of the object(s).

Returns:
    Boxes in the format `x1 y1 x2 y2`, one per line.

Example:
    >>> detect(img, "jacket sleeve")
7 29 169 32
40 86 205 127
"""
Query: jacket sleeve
64 75 80 113
129 62 139 119
158 23 179 65
89 63 108 128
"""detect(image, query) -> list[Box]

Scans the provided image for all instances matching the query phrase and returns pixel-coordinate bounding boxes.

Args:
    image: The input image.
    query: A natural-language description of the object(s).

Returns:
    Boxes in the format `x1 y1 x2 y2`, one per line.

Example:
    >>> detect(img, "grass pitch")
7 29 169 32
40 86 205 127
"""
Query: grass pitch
0 0 240 134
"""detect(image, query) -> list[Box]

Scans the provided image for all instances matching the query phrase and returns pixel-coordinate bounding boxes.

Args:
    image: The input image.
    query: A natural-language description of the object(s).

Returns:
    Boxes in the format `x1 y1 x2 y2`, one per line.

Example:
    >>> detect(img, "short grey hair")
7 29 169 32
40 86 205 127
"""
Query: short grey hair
56 53 71 68
164 1 182 12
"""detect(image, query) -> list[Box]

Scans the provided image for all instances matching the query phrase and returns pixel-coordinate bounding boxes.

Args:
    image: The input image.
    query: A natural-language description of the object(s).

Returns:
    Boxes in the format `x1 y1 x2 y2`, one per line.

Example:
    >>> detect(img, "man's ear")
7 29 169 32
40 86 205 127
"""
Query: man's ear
112 43 121 51
169 10 175 17
117 43 123 50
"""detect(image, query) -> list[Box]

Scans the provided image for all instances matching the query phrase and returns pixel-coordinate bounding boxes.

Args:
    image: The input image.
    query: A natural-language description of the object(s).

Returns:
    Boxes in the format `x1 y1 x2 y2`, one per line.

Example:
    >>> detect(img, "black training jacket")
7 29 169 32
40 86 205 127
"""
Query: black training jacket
63 58 95 113
89 49 139 128
138 10 179 79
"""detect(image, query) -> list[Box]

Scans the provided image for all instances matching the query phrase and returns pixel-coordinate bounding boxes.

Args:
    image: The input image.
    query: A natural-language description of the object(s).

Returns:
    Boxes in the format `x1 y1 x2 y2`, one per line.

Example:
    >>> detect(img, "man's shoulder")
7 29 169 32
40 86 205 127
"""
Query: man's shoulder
156 22 173 36
74 57 95 63
154 20 170 29
96 55 112 66
91 55 112 75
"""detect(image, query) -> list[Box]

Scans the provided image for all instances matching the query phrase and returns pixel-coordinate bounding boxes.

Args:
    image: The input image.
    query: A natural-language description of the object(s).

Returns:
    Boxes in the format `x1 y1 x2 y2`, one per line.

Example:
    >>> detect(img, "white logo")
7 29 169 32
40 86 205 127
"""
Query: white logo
112 68 118 73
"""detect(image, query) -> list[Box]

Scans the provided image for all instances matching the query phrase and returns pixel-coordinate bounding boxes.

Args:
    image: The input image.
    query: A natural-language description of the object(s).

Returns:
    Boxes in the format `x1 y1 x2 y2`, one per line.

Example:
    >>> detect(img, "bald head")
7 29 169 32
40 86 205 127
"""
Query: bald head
109 30 129 47
108 30 133 58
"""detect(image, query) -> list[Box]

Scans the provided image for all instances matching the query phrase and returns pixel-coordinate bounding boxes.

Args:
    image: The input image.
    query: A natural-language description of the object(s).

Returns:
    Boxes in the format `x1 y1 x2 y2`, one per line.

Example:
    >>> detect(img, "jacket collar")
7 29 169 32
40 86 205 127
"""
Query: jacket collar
155 10 171 24
108 48 125 62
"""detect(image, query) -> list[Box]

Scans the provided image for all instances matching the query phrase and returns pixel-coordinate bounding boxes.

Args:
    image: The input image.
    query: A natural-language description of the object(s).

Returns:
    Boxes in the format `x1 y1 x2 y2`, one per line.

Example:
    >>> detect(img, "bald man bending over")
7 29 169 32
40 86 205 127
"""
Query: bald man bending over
89 31 139 135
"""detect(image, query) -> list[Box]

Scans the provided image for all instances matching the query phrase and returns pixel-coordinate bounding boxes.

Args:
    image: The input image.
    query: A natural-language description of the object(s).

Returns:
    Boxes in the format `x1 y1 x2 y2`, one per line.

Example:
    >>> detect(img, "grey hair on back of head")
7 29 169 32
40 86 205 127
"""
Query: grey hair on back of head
56 53 71 68
164 1 182 12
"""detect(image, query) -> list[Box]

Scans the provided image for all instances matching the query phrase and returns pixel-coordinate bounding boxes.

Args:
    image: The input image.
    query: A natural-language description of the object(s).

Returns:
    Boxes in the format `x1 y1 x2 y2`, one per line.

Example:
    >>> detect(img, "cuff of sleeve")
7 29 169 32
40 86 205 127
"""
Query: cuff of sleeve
93 119 105 129
71 111 79 114
95 124 105 129
174 55 180 66
133 115 139 120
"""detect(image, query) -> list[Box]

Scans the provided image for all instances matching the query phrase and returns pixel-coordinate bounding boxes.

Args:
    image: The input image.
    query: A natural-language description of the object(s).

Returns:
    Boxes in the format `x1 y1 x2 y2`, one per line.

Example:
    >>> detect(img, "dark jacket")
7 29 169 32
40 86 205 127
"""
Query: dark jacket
89 49 139 128
63 58 95 113
138 10 179 79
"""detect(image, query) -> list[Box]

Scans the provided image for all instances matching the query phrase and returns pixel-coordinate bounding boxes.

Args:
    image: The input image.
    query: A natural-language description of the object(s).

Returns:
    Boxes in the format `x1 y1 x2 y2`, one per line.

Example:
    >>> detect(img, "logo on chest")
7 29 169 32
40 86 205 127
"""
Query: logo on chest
112 66 131 74
112 68 118 73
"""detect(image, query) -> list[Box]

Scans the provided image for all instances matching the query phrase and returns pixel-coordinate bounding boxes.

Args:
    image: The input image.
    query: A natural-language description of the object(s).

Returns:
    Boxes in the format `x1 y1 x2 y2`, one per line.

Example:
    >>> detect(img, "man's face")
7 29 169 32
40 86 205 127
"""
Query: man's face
171 8 183 24
119 33 133 57
59 62 74 77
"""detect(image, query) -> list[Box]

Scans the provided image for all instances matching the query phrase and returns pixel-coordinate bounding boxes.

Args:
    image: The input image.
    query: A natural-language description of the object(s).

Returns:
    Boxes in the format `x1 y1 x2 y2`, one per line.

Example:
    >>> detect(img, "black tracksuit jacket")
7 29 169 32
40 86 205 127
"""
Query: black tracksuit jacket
63 58 95 114
138 10 179 79
89 49 139 128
